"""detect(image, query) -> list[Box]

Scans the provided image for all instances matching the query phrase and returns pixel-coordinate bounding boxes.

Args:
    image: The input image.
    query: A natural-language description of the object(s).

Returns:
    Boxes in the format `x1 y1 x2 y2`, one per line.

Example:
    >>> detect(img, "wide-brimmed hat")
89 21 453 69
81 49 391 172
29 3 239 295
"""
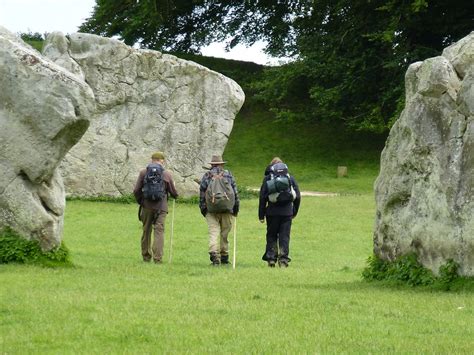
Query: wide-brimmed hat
208 155 226 165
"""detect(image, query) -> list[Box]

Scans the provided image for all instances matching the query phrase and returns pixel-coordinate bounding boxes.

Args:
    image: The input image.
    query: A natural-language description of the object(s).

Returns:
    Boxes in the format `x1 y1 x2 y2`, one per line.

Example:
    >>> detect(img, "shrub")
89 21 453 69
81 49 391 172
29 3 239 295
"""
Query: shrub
362 253 436 287
0 227 72 267
438 259 460 291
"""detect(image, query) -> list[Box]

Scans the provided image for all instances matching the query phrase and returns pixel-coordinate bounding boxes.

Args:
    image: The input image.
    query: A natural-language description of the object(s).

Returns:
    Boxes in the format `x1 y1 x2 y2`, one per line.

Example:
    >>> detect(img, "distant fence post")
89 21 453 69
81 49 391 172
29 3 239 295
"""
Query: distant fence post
337 166 348 178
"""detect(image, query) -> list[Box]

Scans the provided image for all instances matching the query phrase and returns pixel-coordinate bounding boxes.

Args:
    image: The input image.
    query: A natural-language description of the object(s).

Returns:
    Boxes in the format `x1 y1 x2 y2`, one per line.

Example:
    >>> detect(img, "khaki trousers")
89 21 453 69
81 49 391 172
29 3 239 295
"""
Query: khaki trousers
140 207 167 262
206 212 233 258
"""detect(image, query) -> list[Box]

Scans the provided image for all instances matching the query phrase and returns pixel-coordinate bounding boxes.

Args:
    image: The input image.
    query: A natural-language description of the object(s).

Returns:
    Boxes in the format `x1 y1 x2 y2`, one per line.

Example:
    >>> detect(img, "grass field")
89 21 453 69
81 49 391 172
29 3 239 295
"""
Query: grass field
1 197 473 353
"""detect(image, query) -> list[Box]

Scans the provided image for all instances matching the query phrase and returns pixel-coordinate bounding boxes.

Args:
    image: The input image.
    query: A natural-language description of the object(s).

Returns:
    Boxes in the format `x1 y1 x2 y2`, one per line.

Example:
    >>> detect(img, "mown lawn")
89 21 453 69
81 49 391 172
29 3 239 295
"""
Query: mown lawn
1 196 473 353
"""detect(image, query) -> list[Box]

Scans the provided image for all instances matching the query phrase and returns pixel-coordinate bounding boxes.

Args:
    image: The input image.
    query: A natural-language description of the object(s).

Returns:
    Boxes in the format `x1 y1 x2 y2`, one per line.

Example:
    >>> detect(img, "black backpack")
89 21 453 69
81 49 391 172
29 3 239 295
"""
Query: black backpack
142 163 166 201
266 163 295 205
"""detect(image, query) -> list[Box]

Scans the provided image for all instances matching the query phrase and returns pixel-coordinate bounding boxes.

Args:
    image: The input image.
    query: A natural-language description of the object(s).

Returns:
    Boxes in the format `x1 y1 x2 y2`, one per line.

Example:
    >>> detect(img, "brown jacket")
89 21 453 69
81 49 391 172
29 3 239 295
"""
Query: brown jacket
133 165 178 212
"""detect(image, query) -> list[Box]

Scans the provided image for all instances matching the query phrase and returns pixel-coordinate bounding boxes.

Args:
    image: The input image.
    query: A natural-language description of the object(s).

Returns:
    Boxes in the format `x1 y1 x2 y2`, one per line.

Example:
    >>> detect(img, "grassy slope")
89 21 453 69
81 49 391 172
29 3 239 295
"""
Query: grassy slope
176 53 387 194
2 200 473 353
225 106 386 194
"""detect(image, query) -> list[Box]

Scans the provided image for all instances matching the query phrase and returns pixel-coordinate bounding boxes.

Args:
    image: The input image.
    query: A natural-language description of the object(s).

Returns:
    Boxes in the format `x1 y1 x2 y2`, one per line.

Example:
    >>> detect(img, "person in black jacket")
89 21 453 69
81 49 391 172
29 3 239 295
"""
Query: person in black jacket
259 161 301 267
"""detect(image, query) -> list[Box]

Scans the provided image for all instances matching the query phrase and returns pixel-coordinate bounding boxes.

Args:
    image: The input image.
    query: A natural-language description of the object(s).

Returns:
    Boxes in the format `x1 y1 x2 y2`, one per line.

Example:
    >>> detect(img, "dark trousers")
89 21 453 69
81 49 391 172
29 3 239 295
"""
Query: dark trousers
262 215 292 263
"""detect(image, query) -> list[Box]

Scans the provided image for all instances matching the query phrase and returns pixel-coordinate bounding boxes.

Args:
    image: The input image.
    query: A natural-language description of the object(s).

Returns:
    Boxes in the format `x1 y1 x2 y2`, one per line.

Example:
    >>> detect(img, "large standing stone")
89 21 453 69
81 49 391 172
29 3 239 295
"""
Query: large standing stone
374 32 474 276
0 27 94 250
43 32 245 197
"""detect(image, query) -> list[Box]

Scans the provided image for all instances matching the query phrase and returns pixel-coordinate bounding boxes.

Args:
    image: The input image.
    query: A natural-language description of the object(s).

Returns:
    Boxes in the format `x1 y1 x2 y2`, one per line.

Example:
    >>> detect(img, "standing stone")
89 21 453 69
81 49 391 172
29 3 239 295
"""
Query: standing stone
0 27 94 250
43 32 245 197
374 32 474 276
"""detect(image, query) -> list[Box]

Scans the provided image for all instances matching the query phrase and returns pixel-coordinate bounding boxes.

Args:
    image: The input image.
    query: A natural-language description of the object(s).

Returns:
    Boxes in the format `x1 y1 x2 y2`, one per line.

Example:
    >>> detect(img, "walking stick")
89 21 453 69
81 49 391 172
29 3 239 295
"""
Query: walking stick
232 216 237 269
169 199 176 263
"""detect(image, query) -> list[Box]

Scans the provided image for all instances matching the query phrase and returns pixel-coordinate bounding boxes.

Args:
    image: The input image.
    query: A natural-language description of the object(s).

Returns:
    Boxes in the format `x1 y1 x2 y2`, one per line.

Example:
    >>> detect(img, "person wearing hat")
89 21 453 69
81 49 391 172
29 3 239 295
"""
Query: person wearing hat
133 152 179 263
199 155 239 266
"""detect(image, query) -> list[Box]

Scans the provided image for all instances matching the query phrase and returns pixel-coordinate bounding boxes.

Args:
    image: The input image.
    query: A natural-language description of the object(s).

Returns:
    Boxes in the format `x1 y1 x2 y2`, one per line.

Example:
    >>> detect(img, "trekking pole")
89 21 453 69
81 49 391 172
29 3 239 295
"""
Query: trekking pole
169 198 176 263
232 216 237 269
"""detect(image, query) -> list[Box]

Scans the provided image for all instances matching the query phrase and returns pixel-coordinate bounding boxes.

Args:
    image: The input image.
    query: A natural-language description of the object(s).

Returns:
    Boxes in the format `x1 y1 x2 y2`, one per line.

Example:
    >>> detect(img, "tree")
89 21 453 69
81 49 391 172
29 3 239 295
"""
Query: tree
80 0 307 54
80 0 474 132
254 0 473 131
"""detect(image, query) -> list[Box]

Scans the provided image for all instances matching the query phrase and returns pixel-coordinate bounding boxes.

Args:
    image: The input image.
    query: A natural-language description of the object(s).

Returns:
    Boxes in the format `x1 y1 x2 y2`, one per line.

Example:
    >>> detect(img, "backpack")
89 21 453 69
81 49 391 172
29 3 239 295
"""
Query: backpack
142 163 166 201
266 163 296 205
205 171 235 213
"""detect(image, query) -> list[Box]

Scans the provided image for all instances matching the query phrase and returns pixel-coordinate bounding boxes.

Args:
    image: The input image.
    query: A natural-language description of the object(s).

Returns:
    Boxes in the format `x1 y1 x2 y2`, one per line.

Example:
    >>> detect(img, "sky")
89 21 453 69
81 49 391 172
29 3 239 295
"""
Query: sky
0 0 278 65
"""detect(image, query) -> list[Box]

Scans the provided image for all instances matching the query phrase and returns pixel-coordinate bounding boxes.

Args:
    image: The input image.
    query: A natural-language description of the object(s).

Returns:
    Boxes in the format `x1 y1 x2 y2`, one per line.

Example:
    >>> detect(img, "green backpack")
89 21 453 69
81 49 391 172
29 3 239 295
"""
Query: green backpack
266 163 296 204
205 171 235 213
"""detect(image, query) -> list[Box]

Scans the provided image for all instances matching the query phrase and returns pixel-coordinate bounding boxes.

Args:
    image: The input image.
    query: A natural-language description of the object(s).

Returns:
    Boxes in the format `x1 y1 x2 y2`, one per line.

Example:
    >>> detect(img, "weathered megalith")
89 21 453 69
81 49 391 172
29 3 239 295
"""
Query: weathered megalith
0 27 95 250
42 32 245 197
374 32 474 276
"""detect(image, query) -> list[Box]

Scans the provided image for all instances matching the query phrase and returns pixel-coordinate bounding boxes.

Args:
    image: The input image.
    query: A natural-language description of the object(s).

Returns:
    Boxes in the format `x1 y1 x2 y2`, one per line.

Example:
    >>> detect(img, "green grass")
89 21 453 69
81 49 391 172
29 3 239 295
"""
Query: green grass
1 197 473 353
224 107 386 194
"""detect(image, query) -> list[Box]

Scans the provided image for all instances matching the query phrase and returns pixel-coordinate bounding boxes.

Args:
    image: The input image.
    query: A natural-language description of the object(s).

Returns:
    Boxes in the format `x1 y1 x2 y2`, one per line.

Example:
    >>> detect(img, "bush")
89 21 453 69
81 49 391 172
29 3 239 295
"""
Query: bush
438 259 460 291
0 227 72 267
363 253 437 287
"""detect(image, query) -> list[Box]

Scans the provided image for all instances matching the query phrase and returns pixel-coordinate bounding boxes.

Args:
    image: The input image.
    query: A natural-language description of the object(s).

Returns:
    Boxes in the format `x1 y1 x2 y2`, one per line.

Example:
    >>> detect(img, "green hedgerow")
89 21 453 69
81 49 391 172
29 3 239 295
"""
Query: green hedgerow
65 185 258 206
0 227 72 267
66 194 136 204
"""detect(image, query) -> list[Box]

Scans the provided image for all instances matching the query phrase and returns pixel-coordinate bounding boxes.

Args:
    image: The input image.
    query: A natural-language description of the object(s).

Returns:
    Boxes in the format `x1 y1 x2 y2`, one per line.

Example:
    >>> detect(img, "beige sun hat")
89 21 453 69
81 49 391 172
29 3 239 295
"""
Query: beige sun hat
209 155 227 165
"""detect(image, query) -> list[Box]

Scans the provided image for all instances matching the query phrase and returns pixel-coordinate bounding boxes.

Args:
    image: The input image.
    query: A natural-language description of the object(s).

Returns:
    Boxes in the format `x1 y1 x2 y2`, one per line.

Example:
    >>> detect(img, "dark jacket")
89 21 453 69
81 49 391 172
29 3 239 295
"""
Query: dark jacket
258 174 301 220
264 164 273 176
133 164 179 212
199 167 240 215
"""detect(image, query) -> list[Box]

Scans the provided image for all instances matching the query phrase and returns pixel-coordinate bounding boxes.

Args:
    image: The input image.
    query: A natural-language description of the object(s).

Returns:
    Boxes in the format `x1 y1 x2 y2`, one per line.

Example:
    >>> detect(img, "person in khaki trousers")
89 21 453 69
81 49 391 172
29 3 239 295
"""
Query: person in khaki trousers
133 152 178 264
199 155 239 266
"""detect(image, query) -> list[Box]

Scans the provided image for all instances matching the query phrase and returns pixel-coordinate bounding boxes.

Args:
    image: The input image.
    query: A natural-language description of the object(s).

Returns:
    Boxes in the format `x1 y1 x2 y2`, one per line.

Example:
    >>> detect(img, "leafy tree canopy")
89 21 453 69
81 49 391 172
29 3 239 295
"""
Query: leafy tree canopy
81 0 473 132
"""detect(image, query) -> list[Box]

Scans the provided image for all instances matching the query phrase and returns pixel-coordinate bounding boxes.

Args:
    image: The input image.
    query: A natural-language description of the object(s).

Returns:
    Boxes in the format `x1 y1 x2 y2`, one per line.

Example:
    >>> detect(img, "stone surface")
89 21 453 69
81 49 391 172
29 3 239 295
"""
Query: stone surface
43 32 245 197
0 27 94 250
374 32 474 276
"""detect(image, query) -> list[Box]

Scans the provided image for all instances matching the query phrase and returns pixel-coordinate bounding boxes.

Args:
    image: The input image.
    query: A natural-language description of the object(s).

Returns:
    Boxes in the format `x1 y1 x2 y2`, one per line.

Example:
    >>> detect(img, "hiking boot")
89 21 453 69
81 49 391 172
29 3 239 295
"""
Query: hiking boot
209 252 220 266
268 260 276 268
